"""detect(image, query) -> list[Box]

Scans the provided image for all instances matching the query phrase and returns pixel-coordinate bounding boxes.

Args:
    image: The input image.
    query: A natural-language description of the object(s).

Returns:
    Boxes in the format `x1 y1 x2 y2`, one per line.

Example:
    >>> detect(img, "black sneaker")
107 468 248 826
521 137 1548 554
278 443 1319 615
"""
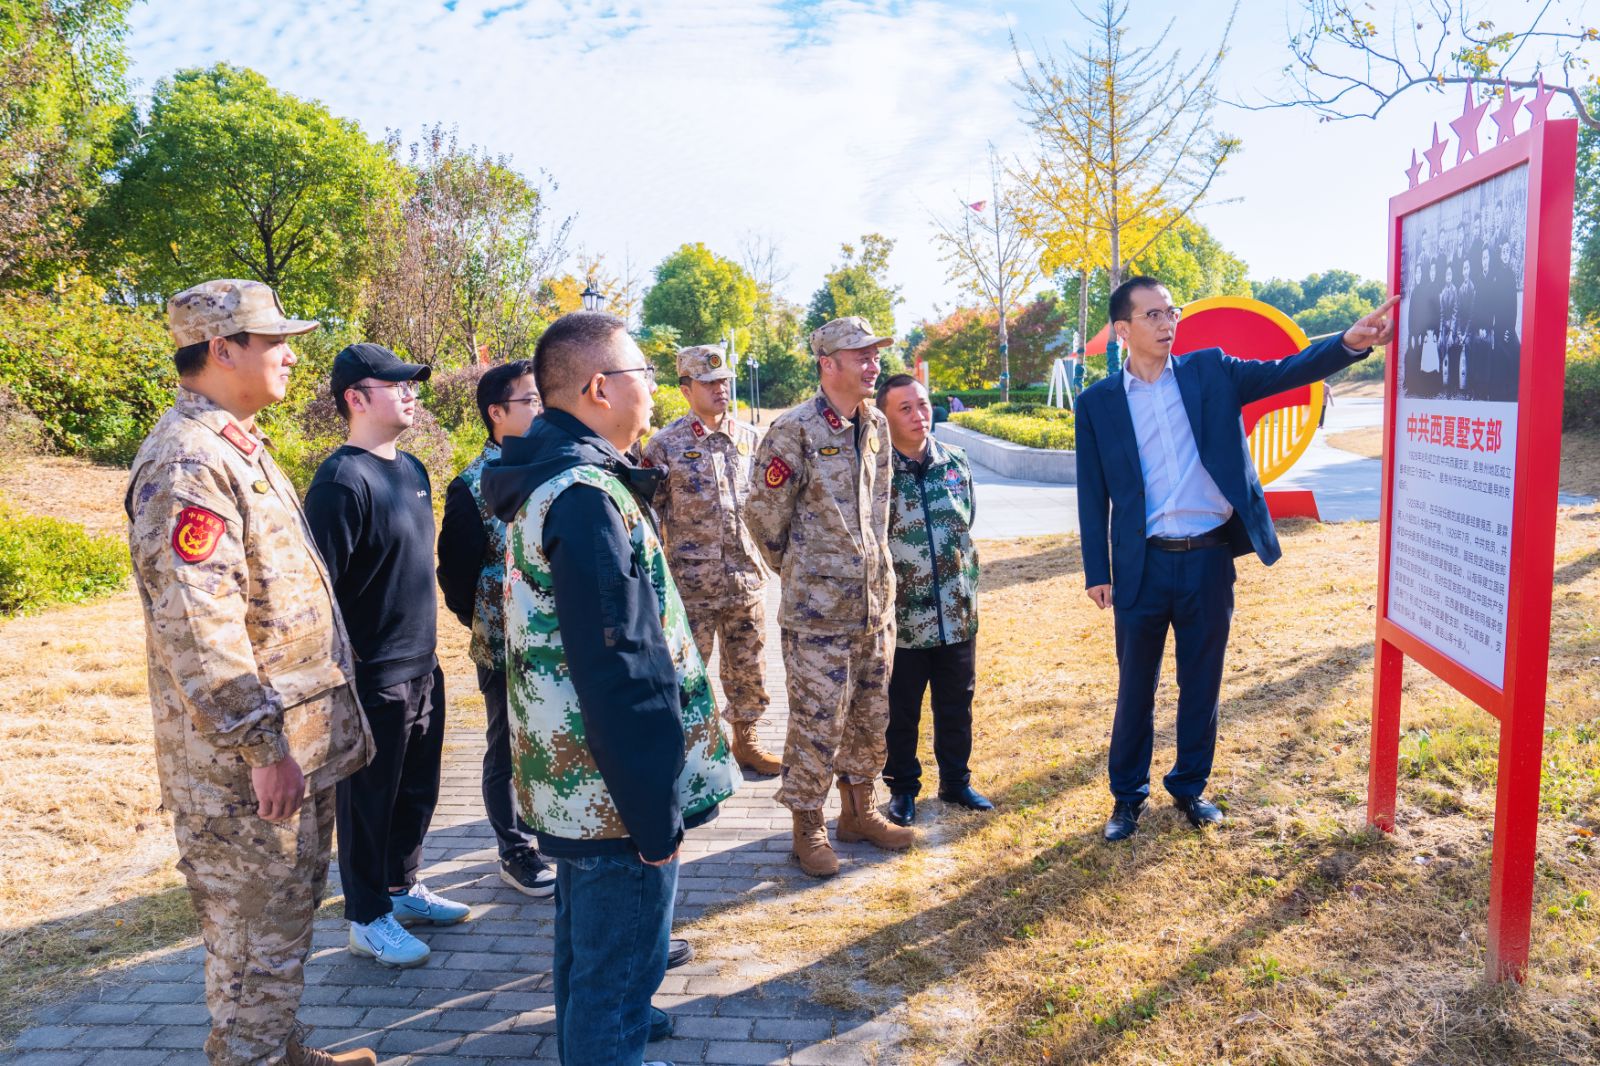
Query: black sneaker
667 938 693 969
499 848 556 898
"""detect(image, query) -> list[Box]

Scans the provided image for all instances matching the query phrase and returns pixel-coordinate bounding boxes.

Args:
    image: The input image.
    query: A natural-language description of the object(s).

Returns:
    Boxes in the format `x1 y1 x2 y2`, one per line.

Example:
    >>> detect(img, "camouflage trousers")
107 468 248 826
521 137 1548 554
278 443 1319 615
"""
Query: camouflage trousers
685 597 770 724
775 625 893 811
172 786 335 1066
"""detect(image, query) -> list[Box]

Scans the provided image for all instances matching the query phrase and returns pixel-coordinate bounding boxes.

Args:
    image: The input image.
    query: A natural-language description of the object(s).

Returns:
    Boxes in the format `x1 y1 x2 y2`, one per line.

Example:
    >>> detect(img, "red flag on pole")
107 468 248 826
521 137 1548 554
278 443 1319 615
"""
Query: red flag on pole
968 200 986 213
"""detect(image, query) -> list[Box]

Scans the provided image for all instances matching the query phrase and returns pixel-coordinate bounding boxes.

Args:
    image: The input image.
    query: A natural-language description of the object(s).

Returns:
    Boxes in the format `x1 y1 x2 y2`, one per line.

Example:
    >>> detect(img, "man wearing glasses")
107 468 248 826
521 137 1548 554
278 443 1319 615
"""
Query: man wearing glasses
1076 277 1397 842
436 360 560 900
745 316 913 878
306 343 469 968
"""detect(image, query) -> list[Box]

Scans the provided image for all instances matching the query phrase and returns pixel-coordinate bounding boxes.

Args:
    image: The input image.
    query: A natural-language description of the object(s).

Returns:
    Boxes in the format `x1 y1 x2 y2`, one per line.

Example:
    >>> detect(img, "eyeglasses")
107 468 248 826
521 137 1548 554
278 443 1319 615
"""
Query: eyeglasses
1128 307 1182 325
581 365 656 395
352 381 419 398
498 396 541 407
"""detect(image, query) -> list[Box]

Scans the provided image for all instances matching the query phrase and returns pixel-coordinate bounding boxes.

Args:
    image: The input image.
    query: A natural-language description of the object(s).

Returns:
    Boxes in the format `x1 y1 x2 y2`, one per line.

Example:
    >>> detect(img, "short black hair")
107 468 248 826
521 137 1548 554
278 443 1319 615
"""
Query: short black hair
174 331 251 377
678 375 692 388
1108 276 1165 324
476 359 537 434
533 311 628 401
874 372 922 408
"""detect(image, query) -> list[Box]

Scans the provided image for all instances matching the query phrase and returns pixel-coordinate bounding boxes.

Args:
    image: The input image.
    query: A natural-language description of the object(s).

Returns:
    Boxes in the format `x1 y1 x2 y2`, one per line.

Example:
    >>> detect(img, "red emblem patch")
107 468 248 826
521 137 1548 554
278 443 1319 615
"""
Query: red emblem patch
221 423 257 456
764 456 793 488
823 408 843 431
691 421 706 438
172 506 225 563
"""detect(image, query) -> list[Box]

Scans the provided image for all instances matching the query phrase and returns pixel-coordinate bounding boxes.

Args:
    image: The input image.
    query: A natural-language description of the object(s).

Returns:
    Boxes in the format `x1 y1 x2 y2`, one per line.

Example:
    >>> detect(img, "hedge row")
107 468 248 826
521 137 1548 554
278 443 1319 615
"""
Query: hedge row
932 386 1052 409
950 402 1076 450
0 503 130 616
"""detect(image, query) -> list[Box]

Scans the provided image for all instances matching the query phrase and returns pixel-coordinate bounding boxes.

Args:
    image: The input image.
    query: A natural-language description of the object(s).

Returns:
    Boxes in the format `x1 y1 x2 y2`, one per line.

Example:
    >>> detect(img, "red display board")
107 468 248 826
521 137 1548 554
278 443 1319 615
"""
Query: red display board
1370 114 1577 981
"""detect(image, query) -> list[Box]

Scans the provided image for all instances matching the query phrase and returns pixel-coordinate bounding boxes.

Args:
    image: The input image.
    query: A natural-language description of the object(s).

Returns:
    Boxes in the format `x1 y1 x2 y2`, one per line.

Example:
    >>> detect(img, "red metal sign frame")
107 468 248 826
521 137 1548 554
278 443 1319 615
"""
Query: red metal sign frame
1368 117 1576 981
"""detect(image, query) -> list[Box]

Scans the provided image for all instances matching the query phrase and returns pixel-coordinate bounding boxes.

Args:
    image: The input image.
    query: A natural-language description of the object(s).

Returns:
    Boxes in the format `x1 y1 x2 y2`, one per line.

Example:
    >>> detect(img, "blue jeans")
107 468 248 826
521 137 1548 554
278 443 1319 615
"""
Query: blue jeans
553 850 679 1066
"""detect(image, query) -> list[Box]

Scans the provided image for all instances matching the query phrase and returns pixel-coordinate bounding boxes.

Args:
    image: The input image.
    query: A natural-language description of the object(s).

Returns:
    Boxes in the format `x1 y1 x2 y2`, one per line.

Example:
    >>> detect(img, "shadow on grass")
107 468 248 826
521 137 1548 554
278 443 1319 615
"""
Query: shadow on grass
1553 550 1600 587
980 539 1085 594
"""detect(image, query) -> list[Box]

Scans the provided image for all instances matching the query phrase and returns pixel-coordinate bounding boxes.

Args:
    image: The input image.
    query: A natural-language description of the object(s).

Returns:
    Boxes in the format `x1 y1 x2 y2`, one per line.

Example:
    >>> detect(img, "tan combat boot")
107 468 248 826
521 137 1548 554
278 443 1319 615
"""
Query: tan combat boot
286 1033 377 1066
835 780 914 851
730 722 782 776
791 808 840 877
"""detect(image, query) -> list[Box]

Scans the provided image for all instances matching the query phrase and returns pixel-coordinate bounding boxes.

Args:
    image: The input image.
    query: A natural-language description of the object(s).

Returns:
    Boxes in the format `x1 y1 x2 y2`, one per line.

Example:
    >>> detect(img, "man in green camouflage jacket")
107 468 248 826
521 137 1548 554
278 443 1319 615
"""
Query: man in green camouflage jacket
877 374 994 827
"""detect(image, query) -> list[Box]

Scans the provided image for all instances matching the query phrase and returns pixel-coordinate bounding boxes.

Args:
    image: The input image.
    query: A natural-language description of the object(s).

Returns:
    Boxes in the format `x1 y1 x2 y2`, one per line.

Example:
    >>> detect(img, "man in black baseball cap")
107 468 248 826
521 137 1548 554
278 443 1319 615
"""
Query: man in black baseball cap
307 342 470 969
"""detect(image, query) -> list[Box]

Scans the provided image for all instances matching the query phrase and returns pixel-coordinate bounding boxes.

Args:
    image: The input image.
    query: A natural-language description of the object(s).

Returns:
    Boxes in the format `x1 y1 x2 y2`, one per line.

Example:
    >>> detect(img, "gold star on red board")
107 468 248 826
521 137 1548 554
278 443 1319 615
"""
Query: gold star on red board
1489 78 1524 144
1449 81 1490 164
1422 123 1449 179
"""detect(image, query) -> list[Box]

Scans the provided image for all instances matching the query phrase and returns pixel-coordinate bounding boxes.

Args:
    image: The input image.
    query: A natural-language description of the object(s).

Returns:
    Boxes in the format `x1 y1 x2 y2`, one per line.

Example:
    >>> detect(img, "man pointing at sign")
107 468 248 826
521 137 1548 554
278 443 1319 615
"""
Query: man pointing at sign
1076 276 1397 842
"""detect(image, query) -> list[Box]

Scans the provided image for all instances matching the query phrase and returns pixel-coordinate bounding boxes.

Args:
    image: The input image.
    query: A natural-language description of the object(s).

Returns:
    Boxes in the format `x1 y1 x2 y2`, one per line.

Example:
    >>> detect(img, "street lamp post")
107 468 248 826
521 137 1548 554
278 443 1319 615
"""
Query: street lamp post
580 280 603 312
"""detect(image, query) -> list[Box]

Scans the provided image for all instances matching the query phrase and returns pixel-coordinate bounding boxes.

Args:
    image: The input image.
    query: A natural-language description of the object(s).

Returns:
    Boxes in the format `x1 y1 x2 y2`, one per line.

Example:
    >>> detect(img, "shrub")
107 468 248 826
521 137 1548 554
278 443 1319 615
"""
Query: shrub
0 386 48 461
951 403 1076 450
933 386 1052 410
1567 327 1600 430
427 364 490 434
0 279 175 463
0 503 129 616
651 385 690 428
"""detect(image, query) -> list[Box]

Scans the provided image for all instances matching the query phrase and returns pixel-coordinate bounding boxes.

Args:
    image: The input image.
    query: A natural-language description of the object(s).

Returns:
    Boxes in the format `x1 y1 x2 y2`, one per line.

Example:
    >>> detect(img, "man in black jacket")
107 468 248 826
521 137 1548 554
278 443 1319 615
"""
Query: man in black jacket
481 312 737 1066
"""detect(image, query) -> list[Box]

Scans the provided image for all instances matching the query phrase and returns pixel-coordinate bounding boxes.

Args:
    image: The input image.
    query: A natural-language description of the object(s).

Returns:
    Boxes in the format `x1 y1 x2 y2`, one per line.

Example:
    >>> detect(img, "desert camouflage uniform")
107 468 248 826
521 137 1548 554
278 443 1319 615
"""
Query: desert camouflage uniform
126 385 373 1065
744 383 895 811
887 437 979 648
503 464 738 837
643 412 770 723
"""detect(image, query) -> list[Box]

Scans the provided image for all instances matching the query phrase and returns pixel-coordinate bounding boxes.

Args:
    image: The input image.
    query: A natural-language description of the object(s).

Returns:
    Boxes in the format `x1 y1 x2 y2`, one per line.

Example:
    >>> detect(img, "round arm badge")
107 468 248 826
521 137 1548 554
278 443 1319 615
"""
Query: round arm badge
764 456 793 488
172 506 226 563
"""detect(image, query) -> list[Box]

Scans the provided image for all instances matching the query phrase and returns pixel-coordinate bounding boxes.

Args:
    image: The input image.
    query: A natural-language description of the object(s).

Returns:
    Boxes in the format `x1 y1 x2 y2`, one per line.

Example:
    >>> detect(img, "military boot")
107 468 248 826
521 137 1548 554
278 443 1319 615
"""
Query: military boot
835 780 914 851
730 722 782 776
286 1033 377 1066
791 808 839 877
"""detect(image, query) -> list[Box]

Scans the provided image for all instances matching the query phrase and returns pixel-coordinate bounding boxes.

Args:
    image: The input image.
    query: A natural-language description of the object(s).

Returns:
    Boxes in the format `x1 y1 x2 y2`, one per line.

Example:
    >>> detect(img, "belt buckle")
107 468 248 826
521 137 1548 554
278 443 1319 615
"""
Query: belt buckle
1182 536 1194 551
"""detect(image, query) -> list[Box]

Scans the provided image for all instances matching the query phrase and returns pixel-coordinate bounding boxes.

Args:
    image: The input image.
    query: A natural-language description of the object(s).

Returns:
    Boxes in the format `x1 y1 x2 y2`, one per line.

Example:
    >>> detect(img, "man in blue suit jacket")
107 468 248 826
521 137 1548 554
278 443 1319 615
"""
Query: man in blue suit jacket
1076 277 1397 841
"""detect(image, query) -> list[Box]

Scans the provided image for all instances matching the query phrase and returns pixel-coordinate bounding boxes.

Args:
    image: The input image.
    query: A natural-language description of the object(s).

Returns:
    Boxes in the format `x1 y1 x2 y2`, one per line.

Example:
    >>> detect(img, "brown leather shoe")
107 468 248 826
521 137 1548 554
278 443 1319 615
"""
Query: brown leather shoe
286 1033 377 1066
835 780 914 851
730 721 782 776
791 808 839 877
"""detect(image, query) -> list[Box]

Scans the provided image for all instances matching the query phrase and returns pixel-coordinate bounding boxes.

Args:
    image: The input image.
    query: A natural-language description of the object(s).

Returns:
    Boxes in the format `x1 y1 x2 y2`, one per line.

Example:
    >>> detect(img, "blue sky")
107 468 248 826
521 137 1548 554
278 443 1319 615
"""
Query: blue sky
120 0 1592 331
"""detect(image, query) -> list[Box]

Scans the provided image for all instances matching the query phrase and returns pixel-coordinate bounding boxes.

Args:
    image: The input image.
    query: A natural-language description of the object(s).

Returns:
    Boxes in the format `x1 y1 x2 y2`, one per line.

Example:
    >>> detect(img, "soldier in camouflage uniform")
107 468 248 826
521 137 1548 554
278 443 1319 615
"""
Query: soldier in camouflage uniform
876 375 993 827
481 311 738 1065
643 344 780 775
744 316 914 877
125 280 376 1066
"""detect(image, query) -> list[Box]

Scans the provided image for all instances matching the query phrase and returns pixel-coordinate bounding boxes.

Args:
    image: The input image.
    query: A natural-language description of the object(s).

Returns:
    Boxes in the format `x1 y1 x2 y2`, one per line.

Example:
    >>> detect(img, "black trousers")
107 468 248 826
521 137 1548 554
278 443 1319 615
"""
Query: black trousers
478 665 536 860
337 666 446 924
883 638 976 797
1109 544 1234 805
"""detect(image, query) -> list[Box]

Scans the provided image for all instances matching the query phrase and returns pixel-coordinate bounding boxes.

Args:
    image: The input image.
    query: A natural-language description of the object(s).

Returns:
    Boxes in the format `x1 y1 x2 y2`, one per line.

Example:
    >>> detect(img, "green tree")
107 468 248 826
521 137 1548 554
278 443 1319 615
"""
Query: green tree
0 0 133 287
91 64 401 319
1574 85 1600 321
805 233 902 336
641 243 757 348
1127 218 1252 304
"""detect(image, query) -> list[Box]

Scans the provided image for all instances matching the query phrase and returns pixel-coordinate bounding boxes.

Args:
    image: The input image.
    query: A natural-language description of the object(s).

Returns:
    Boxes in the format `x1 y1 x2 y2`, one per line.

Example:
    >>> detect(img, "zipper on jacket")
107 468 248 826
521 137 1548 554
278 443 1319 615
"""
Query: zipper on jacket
914 462 948 644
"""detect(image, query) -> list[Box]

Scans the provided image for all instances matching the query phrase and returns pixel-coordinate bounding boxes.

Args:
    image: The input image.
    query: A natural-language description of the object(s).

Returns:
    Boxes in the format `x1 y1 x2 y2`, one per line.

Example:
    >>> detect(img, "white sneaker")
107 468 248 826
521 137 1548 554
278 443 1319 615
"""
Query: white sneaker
389 882 472 926
348 913 430 968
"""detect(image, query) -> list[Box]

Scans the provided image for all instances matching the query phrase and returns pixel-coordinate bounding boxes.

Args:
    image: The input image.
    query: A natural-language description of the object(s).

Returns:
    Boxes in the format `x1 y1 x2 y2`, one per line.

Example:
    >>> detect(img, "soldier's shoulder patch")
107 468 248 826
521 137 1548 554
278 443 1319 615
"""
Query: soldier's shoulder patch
823 408 844 431
172 505 226 563
691 421 706 438
764 456 794 488
640 456 654 468
819 445 841 457
220 423 257 457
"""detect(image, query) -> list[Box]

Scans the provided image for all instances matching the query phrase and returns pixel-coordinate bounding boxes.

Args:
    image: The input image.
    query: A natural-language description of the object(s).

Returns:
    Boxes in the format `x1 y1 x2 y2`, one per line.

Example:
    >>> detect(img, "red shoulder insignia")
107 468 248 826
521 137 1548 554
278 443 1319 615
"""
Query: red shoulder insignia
172 506 226 563
640 457 654 468
221 423 257 456
764 456 793 488
691 421 706 438
823 408 843 431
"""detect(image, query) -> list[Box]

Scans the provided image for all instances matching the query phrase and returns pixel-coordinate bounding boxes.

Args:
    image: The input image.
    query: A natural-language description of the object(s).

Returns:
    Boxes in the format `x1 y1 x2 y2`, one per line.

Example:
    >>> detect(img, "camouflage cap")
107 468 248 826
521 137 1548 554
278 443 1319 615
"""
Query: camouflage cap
677 344 735 382
167 279 320 347
810 316 893 359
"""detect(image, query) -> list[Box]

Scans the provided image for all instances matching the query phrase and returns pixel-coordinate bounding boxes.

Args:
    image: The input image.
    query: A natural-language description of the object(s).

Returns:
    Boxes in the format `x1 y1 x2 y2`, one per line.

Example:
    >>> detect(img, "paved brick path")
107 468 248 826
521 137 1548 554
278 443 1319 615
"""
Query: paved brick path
5 585 909 1065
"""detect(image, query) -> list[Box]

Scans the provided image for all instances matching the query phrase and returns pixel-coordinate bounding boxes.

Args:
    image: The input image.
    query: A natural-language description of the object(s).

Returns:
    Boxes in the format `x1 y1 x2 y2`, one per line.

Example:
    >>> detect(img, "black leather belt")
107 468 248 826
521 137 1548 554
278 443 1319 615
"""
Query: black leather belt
1147 527 1228 552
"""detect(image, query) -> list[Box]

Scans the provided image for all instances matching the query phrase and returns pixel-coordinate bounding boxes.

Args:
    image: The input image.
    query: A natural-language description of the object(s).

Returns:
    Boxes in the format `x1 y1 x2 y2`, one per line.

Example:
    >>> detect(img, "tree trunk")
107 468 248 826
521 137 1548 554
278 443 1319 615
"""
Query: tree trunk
998 307 1010 403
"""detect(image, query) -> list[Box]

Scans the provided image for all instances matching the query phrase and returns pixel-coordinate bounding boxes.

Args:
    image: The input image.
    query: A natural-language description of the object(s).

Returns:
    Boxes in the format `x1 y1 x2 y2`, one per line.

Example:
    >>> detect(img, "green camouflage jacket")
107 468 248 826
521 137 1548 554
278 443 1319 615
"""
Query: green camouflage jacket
503 464 738 841
887 436 979 648
458 442 508 670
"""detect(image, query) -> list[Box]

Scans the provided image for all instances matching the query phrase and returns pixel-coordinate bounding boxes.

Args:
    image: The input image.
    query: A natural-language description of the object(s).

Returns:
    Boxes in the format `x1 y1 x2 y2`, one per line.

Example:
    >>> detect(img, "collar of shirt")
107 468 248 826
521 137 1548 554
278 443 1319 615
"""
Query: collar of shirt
175 385 266 464
1122 356 1176 393
690 416 734 440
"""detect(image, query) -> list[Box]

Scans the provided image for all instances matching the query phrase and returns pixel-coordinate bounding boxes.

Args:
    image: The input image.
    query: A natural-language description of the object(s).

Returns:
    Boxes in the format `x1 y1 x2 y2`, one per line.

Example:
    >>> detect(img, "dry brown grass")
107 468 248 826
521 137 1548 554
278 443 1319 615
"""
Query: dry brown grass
684 517 1600 1064
0 455 481 1043
1326 426 1600 499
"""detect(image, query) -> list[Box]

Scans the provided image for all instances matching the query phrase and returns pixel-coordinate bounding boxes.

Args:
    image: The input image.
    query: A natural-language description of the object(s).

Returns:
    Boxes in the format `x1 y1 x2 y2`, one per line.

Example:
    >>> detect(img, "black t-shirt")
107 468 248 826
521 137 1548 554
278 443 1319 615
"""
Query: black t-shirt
305 446 438 690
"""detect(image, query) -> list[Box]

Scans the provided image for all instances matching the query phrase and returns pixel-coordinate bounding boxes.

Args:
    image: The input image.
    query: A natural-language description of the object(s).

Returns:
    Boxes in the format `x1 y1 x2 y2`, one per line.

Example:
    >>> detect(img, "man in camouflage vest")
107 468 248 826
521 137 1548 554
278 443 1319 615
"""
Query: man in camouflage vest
643 344 780 776
876 374 993 827
744 316 914 878
481 311 738 1065
436 359 557 898
125 280 376 1066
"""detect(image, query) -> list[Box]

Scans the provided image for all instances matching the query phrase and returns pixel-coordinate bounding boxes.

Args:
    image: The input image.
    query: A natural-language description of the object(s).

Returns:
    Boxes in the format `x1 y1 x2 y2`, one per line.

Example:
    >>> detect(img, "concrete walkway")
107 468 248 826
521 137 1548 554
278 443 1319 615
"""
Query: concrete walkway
3 584 905 1066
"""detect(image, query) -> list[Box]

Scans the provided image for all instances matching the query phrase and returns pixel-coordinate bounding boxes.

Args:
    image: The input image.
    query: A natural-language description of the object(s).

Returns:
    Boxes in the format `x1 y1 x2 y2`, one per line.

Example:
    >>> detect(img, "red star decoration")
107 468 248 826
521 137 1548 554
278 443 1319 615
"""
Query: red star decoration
1489 78 1524 144
1526 73 1557 125
1422 123 1449 179
1449 81 1490 164
1405 149 1422 189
